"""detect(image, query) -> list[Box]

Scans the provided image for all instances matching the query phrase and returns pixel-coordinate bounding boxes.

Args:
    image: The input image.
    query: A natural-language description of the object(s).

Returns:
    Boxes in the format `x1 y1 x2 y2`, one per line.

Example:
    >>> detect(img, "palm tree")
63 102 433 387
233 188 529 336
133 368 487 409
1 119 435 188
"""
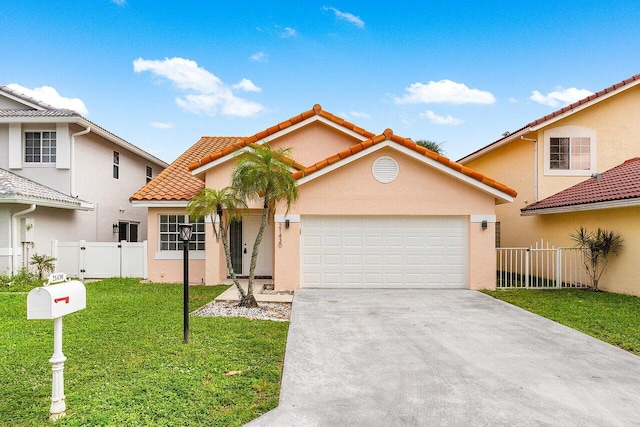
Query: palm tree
232 144 299 308
570 227 623 291
415 139 445 155
30 253 57 280
187 187 248 302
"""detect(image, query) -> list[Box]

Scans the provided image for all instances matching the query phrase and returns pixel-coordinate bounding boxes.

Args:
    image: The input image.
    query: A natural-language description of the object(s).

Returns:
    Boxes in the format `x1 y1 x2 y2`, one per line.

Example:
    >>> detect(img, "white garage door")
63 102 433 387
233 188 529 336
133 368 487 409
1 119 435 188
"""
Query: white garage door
301 216 467 288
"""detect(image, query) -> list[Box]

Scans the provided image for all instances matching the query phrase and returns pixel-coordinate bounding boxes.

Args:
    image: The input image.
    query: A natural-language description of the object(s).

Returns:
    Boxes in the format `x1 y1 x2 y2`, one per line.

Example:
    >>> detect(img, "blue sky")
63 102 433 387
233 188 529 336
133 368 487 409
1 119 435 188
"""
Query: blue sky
3 1 640 163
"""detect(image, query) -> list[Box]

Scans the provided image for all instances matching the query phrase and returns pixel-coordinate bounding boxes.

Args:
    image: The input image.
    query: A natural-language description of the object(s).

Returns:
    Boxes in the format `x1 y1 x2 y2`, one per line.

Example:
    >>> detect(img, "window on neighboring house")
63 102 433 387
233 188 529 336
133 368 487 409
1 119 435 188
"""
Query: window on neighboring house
549 137 590 170
113 151 119 179
159 215 205 251
544 126 596 176
146 166 153 183
25 131 56 163
495 222 501 248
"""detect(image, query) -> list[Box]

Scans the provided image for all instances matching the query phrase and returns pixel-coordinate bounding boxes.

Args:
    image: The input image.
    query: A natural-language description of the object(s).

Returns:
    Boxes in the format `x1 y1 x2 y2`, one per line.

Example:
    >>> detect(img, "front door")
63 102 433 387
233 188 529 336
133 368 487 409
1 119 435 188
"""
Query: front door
229 216 273 277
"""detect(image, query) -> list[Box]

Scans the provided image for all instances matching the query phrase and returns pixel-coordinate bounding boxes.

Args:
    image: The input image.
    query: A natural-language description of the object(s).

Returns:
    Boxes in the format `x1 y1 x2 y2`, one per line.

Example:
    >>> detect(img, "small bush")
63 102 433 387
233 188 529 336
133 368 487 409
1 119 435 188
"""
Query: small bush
0 267 43 292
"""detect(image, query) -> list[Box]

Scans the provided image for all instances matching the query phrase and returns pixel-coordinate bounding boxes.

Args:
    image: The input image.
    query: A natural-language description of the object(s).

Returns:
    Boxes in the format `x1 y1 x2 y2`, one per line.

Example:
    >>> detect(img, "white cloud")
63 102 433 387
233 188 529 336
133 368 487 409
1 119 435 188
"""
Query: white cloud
133 57 265 118
349 111 371 119
149 121 174 129
394 79 496 105
7 83 89 115
324 6 365 28
232 78 262 92
508 97 519 104
111 0 126 5
420 110 464 126
281 27 297 38
250 52 267 62
530 87 594 107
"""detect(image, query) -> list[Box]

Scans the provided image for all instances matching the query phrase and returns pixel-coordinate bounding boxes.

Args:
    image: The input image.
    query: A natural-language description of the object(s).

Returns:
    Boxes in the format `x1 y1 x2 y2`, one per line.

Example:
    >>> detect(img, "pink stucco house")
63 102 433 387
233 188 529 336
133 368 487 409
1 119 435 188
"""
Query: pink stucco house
131 104 516 290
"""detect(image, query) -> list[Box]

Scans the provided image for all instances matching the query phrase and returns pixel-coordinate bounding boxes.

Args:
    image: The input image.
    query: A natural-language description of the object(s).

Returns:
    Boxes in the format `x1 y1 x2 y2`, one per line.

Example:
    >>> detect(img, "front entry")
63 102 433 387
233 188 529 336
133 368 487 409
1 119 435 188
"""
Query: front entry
229 215 273 277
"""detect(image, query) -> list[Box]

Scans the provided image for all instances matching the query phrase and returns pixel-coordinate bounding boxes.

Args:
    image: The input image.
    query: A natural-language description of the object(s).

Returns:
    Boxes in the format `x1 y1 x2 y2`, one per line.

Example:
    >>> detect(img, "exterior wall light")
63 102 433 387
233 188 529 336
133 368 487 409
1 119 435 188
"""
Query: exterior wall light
481 220 488 230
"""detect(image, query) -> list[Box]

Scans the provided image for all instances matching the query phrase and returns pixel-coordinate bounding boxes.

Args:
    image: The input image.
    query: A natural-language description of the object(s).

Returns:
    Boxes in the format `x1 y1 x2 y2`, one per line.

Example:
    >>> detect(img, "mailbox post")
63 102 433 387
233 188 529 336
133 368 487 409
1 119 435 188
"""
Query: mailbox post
27 273 86 422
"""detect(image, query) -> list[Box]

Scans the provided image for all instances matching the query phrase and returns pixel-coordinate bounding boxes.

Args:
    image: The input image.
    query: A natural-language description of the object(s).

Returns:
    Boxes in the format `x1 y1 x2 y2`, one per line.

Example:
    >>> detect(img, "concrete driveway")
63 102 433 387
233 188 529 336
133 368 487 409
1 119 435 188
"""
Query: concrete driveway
247 289 640 426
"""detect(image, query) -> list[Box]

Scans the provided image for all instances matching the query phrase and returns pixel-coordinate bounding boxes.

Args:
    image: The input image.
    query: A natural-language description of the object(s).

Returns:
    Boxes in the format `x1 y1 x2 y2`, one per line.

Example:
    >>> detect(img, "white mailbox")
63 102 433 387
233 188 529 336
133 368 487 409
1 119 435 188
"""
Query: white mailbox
27 280 86 319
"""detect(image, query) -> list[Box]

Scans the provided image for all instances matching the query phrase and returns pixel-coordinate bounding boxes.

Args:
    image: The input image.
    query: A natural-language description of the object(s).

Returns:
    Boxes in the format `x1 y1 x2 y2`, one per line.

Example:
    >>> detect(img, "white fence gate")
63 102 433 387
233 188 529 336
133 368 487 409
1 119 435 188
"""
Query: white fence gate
51 240 147 280
497 240 588 289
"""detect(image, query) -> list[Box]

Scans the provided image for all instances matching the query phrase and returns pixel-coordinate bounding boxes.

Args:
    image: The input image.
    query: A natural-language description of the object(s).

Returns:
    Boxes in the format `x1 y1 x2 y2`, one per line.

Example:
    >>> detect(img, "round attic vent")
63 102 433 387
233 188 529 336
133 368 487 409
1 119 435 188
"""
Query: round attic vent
372 156 399 183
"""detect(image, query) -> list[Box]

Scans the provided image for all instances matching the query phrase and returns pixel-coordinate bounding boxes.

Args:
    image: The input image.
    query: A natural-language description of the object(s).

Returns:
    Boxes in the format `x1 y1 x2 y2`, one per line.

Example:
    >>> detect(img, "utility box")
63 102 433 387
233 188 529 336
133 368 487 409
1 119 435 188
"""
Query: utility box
21 217 35 242
27 280 86 319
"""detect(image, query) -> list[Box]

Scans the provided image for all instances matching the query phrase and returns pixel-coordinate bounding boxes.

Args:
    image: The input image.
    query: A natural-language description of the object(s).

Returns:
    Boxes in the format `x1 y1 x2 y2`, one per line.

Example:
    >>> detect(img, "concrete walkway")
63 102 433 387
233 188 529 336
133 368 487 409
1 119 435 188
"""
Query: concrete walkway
247 289 640 426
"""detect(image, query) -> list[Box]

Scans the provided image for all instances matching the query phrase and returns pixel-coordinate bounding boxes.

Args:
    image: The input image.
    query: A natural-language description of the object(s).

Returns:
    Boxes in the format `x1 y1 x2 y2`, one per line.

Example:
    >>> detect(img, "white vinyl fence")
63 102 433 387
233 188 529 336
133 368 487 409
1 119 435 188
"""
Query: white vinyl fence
51 240 147 280
497 240 588 289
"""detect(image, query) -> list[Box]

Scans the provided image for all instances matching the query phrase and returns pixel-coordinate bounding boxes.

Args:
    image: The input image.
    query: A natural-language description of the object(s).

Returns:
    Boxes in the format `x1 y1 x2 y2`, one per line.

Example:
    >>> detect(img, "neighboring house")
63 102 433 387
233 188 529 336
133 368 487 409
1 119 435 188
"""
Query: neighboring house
132 104 516 290
460 73 640 295
0 85 168 274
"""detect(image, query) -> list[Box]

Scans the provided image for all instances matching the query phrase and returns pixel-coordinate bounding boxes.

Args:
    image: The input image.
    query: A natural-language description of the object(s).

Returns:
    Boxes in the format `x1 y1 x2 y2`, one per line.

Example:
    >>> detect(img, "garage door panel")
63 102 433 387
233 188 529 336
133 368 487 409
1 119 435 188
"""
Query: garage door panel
301 216 467 288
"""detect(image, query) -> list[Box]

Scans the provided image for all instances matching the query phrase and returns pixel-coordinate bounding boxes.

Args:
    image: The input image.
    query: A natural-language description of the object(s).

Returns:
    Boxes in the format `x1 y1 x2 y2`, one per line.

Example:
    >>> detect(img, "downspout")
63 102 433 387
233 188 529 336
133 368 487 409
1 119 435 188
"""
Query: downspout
11 204 36 275
70 126 91 197
521 136 538 202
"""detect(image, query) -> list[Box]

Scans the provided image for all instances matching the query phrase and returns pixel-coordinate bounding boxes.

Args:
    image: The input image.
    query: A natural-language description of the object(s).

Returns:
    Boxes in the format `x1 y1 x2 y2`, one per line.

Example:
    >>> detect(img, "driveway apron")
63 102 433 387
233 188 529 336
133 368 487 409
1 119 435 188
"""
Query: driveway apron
247 289 640 426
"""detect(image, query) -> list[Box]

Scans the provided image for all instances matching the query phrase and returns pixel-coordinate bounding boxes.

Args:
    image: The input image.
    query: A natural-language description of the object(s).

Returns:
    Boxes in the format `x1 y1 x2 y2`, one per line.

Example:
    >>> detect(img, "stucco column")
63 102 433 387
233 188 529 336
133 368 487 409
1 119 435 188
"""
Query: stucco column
273 220 300 291
204 221 223 285
468 219 497 290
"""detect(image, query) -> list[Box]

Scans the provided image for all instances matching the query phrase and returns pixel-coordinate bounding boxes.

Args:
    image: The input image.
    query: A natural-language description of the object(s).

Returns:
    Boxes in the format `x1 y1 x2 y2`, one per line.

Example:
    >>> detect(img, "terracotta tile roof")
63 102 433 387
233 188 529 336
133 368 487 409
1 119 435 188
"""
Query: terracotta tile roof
460 72 640 163
292 128 518 198
130 136 242 202
187 104 376 171
522 158 640 214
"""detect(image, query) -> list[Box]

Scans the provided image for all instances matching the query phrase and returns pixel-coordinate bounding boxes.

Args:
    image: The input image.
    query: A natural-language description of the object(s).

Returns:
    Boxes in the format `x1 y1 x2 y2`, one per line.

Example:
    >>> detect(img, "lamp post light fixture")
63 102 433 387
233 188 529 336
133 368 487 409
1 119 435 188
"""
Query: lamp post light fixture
179 223 193 344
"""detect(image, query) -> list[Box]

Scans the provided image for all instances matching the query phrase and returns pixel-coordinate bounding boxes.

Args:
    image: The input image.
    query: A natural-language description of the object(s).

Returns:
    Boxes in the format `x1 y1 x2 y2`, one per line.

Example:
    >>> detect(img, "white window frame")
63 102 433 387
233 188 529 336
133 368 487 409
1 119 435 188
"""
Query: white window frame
544 125 596 176
146 166 153 183
157 214 205 253
113 151 120 179
24 130 57 164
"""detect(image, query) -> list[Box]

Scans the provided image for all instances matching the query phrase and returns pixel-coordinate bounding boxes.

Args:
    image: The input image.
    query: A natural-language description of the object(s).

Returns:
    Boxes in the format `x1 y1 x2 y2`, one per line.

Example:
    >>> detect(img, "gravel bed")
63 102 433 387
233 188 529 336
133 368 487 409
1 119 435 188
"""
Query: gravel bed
193 301 291 322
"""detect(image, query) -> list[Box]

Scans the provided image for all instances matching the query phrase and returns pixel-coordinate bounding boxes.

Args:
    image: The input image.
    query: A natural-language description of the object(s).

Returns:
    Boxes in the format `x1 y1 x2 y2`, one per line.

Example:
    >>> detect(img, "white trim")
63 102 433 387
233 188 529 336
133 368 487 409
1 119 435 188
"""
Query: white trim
297 140 515 203
521 198 640 216
470 215 496 223
154 251 206 260
274 214 301 223
543 126 596 176
190 115 370 176
0 248 12 256
0 197 93 210
131 200 189 208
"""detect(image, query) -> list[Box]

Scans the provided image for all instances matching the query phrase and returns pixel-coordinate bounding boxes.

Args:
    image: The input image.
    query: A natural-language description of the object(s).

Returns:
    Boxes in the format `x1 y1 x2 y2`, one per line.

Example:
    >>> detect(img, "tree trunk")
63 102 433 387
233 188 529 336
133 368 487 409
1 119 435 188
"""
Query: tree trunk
244 196 270 307
238 293 259 308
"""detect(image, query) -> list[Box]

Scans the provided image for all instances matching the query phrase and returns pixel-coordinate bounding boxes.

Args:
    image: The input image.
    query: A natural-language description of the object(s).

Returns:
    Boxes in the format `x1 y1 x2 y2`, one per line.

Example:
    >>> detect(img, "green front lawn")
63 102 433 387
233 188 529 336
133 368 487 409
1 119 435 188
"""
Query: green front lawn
0 278 289 426
483 289 640 356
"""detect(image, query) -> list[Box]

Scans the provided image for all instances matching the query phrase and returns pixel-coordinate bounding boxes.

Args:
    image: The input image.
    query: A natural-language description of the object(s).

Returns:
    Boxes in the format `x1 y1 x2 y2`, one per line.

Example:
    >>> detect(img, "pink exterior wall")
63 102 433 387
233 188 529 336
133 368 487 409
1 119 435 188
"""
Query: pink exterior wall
268 120 363 166
146 207 206 284
273 147 499 290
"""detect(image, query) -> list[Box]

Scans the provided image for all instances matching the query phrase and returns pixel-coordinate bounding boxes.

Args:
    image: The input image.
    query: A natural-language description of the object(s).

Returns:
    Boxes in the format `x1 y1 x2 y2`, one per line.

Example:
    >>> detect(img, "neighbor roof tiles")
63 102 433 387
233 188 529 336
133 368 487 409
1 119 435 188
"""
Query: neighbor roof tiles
522 158 640 213
460 73 640 162
130 136 242 201
0 168 87 207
